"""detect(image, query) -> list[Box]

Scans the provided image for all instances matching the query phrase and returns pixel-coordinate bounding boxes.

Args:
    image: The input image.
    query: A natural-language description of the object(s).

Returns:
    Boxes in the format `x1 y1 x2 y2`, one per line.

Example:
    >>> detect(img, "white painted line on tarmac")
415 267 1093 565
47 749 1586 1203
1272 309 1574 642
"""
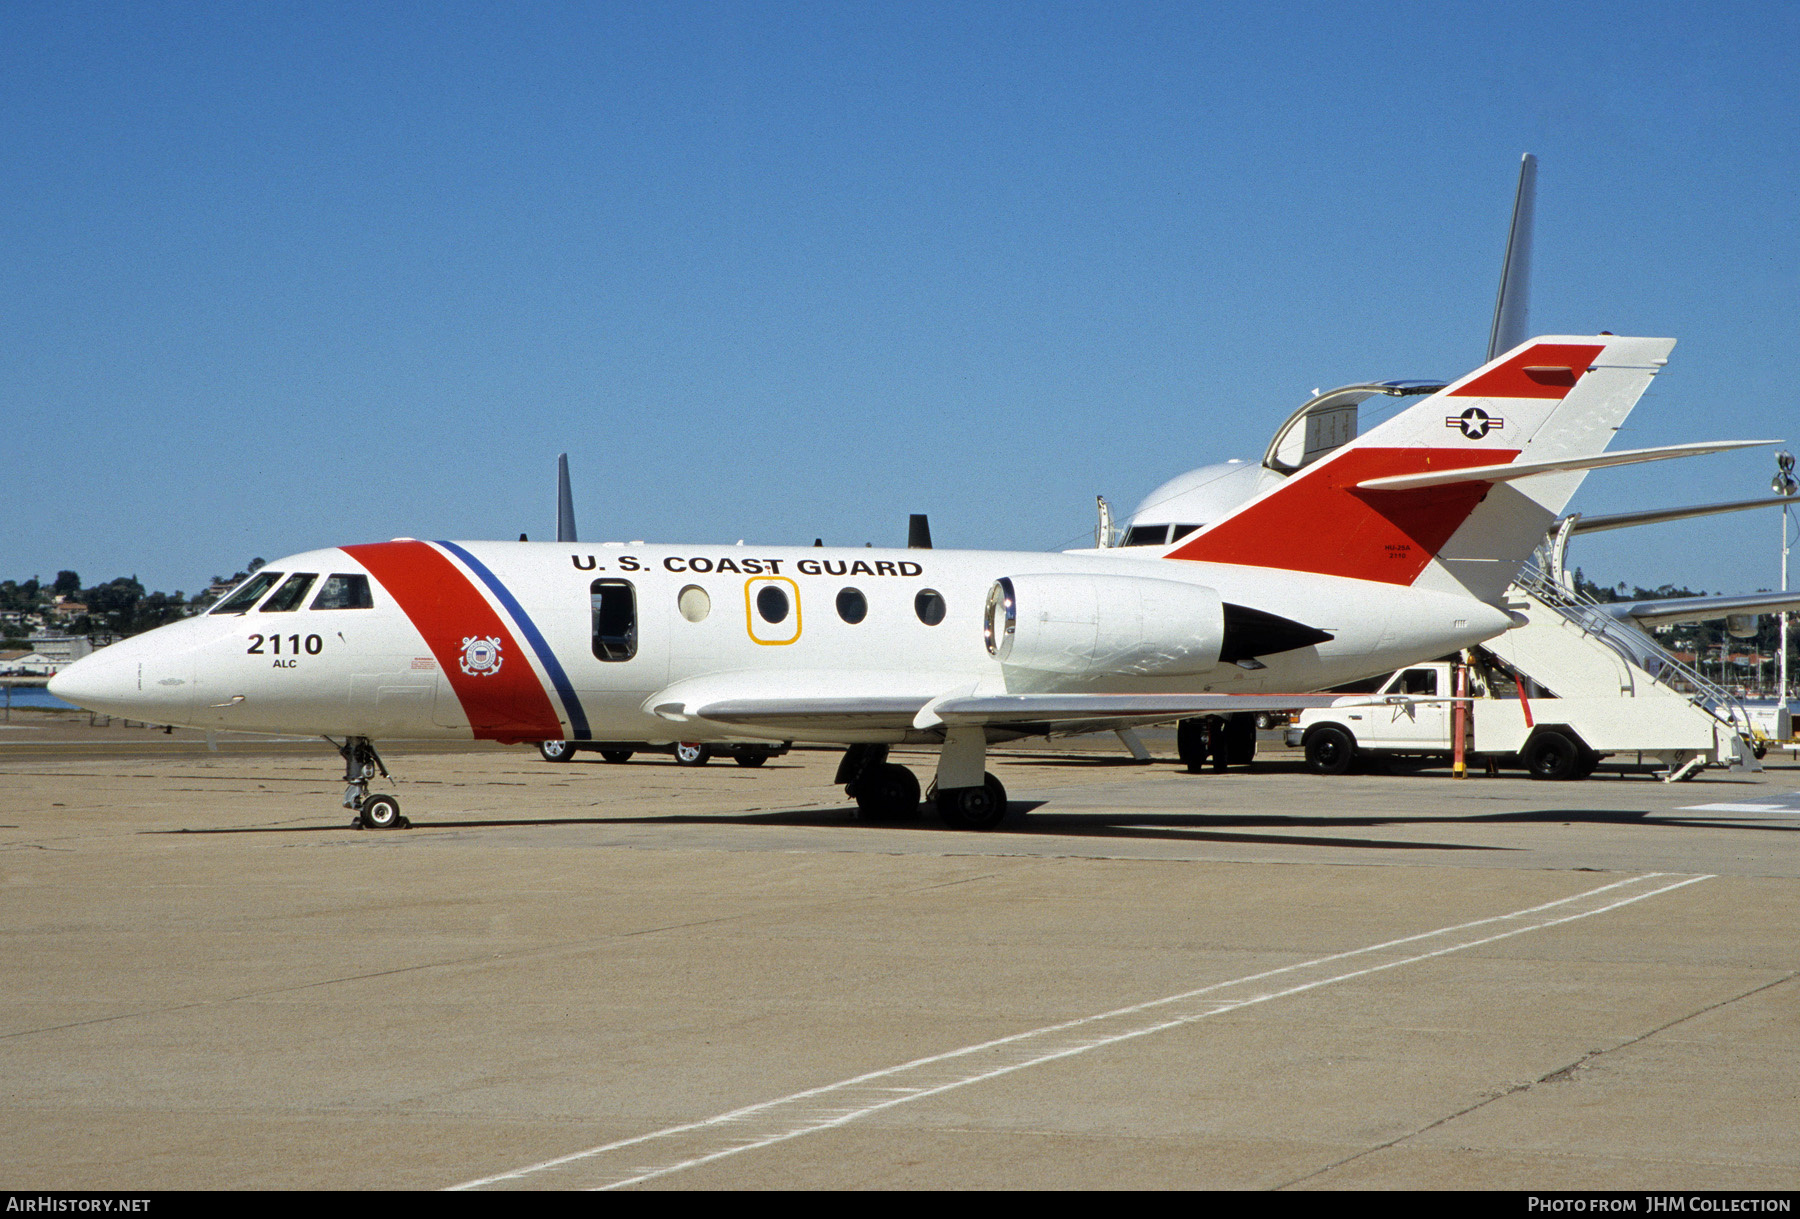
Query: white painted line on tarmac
1682 789 1800 814
449 871 1712 1192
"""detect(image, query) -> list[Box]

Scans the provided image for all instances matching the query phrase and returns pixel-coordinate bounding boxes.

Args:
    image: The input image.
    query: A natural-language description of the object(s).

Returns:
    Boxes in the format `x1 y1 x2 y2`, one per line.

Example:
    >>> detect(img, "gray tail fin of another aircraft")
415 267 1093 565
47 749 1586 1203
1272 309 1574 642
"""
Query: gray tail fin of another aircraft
1487 152 1537 363
557 453 578 544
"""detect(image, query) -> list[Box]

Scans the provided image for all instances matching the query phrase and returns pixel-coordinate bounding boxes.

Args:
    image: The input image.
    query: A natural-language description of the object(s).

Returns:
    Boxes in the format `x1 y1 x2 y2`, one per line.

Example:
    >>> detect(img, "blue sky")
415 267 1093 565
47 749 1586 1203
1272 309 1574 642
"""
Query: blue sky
4 1 1796 596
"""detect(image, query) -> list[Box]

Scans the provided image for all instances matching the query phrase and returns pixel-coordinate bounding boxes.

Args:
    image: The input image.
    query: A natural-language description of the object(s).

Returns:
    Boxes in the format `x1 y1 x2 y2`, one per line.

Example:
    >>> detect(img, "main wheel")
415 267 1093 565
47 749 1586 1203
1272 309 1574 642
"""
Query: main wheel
1225 713 1257 766
1177 717 1209 773
936 773 1009 831
360 793 403 829
674 742 712 766
538 740 575 763
1304 725 1356 775
734 749 769 768
855 762 921 821
1524 730 1582 781
599 749 634 764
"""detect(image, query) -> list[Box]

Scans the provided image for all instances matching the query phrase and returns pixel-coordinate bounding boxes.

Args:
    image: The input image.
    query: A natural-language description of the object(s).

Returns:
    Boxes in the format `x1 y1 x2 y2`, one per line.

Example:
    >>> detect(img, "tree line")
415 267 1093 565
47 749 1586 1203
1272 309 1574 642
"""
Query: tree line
1 560 265 644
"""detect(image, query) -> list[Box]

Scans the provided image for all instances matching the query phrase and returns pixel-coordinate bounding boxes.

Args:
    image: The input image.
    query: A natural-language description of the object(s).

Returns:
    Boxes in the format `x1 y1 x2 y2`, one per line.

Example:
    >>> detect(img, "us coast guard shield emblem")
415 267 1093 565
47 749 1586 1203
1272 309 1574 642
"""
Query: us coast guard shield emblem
460 636 503 676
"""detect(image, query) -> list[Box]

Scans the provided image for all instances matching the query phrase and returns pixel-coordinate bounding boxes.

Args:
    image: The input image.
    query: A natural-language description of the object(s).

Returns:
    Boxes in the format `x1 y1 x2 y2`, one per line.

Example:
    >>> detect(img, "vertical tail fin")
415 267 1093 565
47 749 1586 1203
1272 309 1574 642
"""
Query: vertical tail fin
1165 334 1675 596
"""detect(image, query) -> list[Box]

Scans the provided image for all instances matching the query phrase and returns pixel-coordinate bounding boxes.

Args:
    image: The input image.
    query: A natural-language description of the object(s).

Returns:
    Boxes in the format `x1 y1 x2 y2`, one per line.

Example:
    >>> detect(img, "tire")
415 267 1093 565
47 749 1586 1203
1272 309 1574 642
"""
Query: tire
599 749 634 764
855 763 921 821
734 749 769 768
1225 713 1257 766
674 742 712 766
1524 730 1582 781
538 740 575 763
360 793 402 829
1304 725 1356 775
1177 717 1208 773
936 773 1008 831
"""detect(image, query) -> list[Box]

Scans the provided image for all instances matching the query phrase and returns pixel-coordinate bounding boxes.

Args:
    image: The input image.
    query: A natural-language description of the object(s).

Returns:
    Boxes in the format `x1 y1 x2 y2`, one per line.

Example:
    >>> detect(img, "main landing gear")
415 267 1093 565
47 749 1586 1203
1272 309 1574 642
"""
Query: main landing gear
837 744 921 822
1177 714 1256 774
330 735 407 830
837 730 1011 832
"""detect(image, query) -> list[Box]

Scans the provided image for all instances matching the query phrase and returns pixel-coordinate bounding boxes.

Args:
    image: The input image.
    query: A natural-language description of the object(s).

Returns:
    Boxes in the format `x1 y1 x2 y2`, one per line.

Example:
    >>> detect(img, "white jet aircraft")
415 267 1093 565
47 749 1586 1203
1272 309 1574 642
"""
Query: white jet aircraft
52 333 1760 830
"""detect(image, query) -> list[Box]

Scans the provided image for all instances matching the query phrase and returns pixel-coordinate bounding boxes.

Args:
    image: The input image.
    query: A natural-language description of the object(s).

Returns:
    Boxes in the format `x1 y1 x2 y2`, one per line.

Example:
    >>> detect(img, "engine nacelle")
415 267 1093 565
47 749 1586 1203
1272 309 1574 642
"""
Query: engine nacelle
983 574 1224 677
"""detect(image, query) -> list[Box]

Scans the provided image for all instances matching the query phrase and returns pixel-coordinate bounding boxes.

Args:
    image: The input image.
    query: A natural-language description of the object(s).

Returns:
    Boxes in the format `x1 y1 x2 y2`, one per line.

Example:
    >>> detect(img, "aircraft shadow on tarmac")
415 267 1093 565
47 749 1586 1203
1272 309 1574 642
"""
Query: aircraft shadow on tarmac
150 799 1800 853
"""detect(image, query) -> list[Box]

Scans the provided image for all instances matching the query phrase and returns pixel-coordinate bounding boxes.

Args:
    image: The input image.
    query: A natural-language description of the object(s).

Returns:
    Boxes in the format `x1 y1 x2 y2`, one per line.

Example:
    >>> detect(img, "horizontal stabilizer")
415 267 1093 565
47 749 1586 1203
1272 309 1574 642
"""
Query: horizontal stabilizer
1604 590 1800 628
1355 440 1772 492
1567 495 1798 535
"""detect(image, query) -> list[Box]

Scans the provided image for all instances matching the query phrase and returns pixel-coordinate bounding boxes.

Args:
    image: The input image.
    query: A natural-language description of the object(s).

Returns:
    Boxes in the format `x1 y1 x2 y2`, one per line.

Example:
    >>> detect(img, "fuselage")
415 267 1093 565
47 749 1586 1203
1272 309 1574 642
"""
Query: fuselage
51 538 1514 745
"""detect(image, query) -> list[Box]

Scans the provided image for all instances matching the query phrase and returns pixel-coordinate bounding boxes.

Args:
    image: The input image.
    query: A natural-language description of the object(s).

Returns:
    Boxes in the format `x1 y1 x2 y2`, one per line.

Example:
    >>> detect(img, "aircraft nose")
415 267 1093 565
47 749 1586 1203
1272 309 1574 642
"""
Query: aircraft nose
48 636 196 719
48 647 138 713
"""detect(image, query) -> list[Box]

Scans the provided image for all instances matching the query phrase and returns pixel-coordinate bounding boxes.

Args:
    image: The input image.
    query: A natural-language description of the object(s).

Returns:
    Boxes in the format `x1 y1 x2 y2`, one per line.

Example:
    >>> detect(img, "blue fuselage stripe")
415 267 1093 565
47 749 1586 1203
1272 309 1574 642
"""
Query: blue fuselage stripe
436 541 591 741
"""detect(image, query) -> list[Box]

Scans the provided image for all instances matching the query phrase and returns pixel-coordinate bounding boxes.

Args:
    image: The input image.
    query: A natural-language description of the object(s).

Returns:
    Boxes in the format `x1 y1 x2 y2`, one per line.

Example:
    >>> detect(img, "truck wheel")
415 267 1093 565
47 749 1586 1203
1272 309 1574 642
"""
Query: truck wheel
1525 730 1583 781
675 742 712 766
538 741 575 763
1304 726 1356 775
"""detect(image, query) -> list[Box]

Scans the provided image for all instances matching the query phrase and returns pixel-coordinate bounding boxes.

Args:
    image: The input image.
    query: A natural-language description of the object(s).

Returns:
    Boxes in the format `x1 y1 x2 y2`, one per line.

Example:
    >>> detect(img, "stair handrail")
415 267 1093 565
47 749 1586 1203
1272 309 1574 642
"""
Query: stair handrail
1512 563 1756 737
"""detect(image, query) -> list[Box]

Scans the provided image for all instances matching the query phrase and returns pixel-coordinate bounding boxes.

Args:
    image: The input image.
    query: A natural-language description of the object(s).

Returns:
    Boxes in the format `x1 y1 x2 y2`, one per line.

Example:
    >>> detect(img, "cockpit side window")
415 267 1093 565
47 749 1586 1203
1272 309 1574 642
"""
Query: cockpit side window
592 579 637 661
310 574 374 610
209 571 284 615
1122 525 1169 547
259 573 318 613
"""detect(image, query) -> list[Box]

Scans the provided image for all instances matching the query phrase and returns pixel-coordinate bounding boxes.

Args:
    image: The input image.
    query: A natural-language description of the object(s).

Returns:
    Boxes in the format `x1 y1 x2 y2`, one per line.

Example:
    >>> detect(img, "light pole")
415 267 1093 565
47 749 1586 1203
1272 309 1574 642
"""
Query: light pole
1775 451 1796 707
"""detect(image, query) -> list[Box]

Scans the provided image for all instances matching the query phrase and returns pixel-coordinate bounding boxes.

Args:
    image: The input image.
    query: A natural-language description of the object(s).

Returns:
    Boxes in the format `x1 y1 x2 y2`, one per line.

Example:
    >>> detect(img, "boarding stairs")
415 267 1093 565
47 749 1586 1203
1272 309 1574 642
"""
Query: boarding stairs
1486 563 1760 775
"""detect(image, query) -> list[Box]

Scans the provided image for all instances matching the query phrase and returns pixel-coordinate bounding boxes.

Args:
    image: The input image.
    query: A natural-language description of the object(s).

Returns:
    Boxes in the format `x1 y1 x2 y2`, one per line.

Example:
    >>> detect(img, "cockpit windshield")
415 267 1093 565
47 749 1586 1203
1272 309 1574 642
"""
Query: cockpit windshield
209 571 285 615
259 573 318 612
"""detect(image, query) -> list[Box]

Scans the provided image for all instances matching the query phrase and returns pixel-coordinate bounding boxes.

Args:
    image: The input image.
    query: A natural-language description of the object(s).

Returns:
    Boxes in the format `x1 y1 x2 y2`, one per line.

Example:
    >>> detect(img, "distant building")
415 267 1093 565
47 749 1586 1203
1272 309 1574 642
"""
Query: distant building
23 634 95 672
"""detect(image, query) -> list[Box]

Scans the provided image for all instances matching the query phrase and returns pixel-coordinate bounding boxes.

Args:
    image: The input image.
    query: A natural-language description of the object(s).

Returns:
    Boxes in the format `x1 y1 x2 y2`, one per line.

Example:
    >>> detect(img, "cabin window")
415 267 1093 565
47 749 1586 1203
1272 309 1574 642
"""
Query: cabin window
210 571 284 615
914 589 946 626
678 585 711 623
836 587 867 624
310 574 374 610
259 573 318 612
592 579 637 661
756 584 790 624
1121 525 1169 547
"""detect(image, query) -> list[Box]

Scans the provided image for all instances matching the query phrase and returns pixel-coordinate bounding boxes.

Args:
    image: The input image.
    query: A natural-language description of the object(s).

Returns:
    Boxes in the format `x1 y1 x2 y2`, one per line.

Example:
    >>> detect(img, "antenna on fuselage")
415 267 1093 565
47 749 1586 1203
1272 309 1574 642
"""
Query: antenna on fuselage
908 514 933 549
1487 152 1537 362
556 453 578 544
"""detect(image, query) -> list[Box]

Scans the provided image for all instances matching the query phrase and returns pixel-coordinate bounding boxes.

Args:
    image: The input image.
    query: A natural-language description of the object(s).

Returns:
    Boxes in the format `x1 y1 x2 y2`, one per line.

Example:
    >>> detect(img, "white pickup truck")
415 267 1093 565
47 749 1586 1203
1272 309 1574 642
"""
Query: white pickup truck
1284 659 1750 780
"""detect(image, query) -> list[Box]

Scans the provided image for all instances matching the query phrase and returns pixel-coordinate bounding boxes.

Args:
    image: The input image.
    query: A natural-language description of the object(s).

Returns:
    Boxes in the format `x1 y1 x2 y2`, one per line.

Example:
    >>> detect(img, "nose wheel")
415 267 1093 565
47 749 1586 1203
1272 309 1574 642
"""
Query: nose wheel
331 736 408 829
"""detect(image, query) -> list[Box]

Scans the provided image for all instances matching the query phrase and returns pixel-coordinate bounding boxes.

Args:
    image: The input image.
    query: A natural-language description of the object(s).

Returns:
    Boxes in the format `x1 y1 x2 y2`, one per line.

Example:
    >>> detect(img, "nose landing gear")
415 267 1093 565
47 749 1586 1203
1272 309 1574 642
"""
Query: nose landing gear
329 736 408 829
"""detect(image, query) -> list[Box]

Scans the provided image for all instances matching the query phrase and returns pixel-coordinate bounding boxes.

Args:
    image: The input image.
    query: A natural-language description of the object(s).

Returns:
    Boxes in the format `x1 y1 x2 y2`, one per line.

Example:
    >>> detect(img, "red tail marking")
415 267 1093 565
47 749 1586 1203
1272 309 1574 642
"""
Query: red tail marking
1447 343 1605 400
344 541 562 743
1165 447 1518 585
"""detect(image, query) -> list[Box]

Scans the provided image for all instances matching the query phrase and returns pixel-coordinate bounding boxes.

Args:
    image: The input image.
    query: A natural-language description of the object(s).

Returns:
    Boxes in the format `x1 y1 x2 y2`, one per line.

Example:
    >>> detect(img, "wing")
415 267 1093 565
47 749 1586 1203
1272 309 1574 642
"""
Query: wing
674 690 1347 738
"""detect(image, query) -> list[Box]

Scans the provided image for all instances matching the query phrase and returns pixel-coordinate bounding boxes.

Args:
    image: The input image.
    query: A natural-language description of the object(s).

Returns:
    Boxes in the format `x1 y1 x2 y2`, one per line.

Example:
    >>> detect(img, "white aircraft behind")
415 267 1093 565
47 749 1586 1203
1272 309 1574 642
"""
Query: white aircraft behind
54 331 1766 830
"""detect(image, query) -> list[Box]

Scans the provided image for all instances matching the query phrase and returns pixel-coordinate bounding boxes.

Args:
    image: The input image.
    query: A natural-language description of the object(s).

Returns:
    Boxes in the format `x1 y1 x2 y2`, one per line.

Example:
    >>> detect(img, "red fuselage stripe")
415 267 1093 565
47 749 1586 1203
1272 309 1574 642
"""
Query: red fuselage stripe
1166 447 1519 584
344 541 563 743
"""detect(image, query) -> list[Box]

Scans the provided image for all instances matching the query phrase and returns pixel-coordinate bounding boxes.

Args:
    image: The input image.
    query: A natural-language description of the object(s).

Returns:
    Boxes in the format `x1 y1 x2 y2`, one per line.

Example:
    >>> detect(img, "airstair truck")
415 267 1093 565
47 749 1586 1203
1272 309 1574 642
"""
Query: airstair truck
1286 572 1763 781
